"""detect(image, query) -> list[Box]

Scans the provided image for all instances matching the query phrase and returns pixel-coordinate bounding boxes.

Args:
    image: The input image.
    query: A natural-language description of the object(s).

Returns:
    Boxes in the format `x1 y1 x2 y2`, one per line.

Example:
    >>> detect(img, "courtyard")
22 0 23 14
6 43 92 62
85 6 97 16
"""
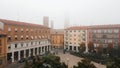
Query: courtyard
56 51 106 68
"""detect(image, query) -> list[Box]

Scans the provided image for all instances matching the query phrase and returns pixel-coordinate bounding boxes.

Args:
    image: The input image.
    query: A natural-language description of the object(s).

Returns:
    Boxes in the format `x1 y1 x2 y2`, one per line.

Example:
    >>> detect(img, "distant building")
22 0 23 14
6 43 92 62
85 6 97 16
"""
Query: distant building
89 25 120 48
51 20 54 29
64 15 70 29
50 29 64 49
43 16 49 27
64 24 120 52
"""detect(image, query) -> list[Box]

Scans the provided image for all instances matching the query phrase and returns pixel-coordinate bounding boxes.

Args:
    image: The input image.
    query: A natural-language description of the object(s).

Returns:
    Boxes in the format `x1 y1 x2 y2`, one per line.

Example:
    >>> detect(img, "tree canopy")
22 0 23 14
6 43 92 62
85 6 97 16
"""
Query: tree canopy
79 42 86 53
73 58 96 68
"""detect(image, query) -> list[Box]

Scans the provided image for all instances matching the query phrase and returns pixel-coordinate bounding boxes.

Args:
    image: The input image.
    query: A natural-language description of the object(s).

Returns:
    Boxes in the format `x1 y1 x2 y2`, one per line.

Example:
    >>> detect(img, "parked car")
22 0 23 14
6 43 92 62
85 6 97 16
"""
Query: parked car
18 58 25 63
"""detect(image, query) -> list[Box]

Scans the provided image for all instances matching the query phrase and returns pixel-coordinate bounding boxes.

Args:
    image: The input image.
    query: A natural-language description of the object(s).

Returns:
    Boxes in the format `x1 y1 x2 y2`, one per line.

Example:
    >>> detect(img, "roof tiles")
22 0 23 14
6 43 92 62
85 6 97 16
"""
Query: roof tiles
0 19 49 28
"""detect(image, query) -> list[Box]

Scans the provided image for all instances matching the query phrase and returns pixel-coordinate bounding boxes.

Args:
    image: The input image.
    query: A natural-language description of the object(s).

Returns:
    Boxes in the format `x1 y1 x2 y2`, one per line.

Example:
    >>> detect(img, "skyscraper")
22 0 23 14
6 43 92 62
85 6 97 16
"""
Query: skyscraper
43 16 49 27
51 20 54 29
64 14 70 29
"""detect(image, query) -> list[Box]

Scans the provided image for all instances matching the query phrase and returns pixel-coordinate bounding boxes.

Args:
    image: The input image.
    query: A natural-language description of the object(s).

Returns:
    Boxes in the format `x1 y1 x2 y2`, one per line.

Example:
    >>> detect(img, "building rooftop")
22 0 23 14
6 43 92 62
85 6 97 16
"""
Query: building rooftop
65 24 120 30
89 24 120 29
50 29 64 34
65 26 88 30
0 19 49 28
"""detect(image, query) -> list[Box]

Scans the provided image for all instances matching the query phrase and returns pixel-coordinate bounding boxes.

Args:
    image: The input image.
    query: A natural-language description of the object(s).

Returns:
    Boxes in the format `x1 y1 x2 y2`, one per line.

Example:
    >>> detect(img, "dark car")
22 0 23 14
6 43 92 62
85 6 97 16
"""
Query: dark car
18 58 25 63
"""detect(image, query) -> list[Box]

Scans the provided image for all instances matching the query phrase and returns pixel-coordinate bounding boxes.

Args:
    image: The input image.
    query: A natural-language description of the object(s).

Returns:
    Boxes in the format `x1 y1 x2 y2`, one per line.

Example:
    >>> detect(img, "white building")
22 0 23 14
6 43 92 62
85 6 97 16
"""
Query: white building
64 26 88 52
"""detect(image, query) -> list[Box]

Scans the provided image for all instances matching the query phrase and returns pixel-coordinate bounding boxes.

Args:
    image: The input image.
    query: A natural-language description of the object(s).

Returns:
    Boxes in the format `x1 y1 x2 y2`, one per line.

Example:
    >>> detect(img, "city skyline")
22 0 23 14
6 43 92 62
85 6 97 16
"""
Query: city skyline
0 0 120 29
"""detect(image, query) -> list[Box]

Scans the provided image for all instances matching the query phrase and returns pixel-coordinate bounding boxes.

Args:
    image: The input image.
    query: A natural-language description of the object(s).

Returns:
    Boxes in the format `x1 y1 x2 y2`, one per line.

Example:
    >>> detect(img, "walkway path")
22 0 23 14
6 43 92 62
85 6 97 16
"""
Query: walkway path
56 52 106 68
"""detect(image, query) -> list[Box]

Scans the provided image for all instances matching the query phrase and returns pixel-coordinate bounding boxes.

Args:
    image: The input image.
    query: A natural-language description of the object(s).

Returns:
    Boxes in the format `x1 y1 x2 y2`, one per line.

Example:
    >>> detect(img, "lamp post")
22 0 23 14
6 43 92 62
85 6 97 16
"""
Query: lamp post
66 58 69 67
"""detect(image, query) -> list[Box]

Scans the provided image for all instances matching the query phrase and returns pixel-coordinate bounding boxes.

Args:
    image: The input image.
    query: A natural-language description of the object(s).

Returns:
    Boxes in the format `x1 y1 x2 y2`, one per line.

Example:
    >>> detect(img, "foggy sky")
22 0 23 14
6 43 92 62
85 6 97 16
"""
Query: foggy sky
0 0 120 29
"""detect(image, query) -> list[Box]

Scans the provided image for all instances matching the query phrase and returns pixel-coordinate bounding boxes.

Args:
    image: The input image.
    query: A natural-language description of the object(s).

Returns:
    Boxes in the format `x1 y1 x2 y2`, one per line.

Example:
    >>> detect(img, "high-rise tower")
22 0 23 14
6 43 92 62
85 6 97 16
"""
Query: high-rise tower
64 13 70 29
43 16 49 27
51 20 54 29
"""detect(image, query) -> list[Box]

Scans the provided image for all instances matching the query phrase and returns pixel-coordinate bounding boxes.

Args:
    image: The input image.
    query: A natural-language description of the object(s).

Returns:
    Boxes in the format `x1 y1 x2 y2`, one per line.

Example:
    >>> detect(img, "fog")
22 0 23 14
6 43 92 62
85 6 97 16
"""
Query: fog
0 0 120 28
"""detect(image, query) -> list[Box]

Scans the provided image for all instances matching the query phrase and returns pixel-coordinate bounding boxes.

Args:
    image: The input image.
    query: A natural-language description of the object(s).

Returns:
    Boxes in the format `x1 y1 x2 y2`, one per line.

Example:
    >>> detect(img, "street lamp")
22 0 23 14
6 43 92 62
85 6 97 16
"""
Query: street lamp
66 58 69 67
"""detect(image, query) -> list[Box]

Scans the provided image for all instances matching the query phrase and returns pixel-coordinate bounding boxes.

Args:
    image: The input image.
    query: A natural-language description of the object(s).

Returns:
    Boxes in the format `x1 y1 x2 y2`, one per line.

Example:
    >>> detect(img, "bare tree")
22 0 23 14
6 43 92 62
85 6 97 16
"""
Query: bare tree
88 41 94 52
97 44 103 55
79 42 86 53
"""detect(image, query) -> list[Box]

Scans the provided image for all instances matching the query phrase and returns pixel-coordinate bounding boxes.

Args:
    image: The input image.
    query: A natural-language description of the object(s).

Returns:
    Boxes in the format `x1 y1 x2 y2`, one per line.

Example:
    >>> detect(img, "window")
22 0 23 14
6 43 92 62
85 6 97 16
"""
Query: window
21 36 23 40
82 38 86 41
74 38 76 41
15 37 17 40
114 29 119 33
26 43 28 47
0 48 1 54
31 29 33 33
83 31 85 33
74 30 76 32
31 36 33 39
8 46 11 50
21 28 23 32
108 39 112 43
15 44 17 48
45 30 47 33
39 36 41 39
26 35 28 39
39 30 41 33
104 29 107 33
114 34 119 38
26 37 28 40
15 28 18 32
78 35 81 37
97 30 101 33
74 46 76 50
35 36 37 39
93 30 96 33
66 38 68 40
8 28 11 32
31 42 33 45
108 29 112 33
66 42 68 44
36 30 37 33
74 34 76 36
35 42 37 45
21 43 23 47
15 35 17 40
26 29 28 33
0 59 2 65
8 36 11 41
0 40 1 46
108 34 113 38
82 34 85 36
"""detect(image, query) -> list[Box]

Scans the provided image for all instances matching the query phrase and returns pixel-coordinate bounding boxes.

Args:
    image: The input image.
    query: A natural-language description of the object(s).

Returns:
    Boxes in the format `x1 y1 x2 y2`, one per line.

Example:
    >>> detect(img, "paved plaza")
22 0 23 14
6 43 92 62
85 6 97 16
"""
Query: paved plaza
5 49 106 68
56 52 106 68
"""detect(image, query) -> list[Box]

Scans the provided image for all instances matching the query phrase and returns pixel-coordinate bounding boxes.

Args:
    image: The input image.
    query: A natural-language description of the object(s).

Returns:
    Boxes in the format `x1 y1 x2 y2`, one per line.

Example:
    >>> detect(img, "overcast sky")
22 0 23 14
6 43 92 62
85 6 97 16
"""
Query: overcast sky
0 0 120 29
